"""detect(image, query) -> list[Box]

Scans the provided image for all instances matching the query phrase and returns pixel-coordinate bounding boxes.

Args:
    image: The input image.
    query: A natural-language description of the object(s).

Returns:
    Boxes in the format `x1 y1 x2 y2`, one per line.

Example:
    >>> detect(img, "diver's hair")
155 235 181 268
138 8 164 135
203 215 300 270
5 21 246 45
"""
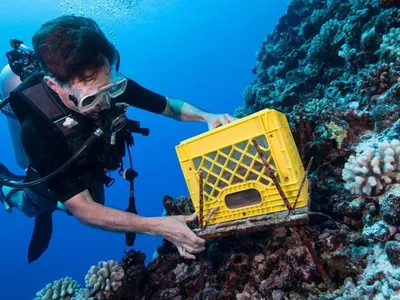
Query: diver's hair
32 15 117 85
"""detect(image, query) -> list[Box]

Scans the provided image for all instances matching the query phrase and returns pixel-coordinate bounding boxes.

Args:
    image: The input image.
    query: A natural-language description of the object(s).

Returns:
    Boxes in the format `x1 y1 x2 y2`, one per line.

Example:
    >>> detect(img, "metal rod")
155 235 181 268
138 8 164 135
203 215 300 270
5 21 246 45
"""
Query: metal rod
298 227 334 291
199 171 204 230
198 171 204 300
198 252 205 300
252 139 292 212
291 157 314 212
204 207 220 229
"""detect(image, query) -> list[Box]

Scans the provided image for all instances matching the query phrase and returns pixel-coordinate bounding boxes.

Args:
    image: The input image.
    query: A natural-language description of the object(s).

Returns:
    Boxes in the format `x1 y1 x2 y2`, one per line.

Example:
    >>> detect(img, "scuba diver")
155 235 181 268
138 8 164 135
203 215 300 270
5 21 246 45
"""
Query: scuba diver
0 15 236 263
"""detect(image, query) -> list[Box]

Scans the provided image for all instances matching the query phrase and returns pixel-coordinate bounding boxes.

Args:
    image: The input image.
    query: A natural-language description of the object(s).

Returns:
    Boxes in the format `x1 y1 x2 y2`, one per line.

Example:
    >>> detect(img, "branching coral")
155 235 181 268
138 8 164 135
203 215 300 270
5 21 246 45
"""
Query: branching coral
81 260 125 300
342 139 400 196
34 277 80 300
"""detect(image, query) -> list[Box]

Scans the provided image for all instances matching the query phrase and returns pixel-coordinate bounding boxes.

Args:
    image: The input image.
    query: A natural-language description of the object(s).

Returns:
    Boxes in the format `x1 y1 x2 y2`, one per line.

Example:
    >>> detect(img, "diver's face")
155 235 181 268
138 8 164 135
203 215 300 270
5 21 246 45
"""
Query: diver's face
44 62 126 116
65 66 114 115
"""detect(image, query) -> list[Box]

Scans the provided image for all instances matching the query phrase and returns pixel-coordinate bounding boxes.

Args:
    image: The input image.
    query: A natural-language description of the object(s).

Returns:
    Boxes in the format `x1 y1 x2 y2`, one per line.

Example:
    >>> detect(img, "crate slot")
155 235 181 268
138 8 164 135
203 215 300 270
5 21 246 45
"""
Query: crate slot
225 188 262 209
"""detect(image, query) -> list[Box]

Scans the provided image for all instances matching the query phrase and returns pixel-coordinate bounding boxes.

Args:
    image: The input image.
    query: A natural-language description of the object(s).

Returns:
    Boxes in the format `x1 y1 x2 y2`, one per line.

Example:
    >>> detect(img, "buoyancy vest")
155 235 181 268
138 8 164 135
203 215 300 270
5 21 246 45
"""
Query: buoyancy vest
8 71 130 179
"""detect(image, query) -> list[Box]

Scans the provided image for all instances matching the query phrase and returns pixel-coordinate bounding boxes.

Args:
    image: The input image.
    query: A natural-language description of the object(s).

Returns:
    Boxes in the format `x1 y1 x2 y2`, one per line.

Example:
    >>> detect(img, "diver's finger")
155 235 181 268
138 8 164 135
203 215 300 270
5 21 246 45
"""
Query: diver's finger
183 243 206 254
224 114 237 122
180 213 206 246
184 212 198 223
177 246 196 259
219 115 229 125
185 230 206 246
180 225 206 246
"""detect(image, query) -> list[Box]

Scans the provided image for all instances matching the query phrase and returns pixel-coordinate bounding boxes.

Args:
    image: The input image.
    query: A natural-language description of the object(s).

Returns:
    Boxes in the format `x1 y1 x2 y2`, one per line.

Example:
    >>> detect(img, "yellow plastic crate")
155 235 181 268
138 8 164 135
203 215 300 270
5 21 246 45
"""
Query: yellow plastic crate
175 108 308 227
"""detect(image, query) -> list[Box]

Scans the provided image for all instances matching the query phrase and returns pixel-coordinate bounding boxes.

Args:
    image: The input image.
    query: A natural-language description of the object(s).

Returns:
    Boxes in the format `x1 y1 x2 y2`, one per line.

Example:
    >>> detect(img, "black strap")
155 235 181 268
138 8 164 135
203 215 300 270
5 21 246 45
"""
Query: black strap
125 169 138 246
124 140 138 246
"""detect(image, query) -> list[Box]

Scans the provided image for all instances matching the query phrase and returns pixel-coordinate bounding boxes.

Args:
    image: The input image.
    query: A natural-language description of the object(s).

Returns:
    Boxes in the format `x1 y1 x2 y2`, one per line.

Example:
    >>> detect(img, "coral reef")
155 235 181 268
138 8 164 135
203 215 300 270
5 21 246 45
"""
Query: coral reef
379 184 400 225
110 199 354 299
233 0 400 254
319 243 400 299
385 241 400 265
103 192 399 300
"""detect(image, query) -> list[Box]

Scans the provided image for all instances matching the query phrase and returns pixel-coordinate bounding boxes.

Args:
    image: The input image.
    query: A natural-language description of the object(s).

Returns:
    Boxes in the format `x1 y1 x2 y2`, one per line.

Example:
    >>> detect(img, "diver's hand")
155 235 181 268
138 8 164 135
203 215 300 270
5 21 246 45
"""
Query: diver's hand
156 212 206 259
206 113 237 130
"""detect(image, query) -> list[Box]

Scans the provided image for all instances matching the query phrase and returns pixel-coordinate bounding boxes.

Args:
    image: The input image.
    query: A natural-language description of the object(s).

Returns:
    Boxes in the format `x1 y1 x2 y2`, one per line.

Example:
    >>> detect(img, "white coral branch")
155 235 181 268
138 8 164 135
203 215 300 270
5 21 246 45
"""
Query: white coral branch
342 139 400 196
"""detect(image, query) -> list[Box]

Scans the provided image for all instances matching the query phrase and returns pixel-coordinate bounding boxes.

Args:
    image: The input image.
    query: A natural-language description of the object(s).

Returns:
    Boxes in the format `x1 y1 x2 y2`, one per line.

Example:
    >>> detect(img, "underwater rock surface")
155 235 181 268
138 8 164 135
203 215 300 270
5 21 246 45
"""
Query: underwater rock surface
35 0 400 299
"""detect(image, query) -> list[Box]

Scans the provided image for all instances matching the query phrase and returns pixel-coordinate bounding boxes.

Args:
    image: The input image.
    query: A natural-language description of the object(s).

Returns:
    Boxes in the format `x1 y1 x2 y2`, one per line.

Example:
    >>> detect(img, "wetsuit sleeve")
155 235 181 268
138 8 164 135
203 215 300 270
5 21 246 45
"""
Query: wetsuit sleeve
20 116 87 203
117 78 167 114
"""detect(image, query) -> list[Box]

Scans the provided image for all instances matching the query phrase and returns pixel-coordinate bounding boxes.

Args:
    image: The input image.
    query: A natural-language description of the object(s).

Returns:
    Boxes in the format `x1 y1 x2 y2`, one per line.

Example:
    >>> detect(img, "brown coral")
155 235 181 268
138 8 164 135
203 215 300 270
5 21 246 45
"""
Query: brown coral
360 63 393 97
108 250 149 300
380 0 400 8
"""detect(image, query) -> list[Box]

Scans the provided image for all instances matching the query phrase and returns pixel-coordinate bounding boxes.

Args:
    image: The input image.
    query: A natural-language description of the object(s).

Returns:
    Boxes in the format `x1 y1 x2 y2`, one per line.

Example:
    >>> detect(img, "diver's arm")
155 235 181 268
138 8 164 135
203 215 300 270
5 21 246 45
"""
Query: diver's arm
64 190 206 258
121 78 236 128
65 190 155 233
162 96 237 129
162 96 213 122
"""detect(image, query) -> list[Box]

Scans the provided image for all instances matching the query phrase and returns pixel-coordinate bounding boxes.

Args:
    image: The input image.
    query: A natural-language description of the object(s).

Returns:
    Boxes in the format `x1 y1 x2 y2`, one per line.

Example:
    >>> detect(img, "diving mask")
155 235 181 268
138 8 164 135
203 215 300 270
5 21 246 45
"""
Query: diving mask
64 71 128 114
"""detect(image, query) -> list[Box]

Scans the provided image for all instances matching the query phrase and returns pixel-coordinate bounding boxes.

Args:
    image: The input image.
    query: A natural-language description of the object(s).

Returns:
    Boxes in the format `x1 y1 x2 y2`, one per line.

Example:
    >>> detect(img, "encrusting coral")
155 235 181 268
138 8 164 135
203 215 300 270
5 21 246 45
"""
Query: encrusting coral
320 243 400 299
325 121 347 149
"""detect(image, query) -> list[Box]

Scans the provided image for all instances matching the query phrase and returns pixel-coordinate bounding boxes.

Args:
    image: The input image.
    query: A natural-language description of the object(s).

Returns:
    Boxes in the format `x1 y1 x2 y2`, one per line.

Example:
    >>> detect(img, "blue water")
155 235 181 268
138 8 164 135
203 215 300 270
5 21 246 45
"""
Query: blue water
0 1 289 298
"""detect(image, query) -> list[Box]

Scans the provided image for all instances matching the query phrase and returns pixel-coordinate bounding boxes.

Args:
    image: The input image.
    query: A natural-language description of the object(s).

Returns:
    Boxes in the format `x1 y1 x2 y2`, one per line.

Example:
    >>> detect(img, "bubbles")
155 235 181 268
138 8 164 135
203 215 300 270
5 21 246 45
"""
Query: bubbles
57 0 143 23
60 0 142 18
56 0 143 44
56 0 178 45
